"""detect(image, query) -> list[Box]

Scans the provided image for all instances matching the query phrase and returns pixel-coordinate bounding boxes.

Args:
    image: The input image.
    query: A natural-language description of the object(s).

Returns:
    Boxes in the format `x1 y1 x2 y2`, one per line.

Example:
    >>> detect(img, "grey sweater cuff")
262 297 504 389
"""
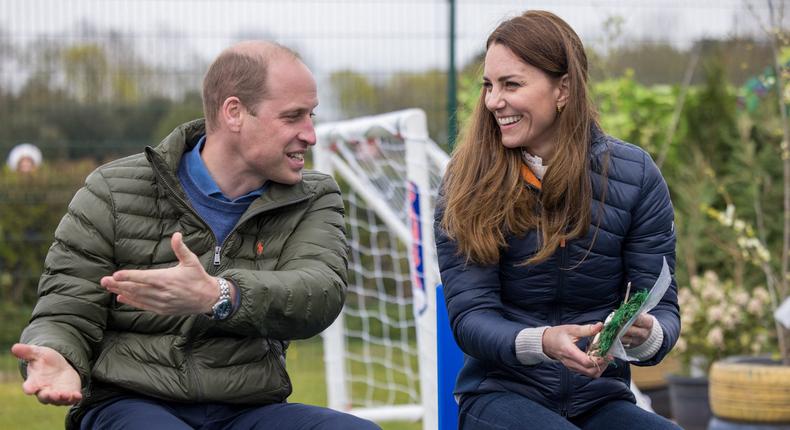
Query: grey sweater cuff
626 315 664 361
515 326 555 365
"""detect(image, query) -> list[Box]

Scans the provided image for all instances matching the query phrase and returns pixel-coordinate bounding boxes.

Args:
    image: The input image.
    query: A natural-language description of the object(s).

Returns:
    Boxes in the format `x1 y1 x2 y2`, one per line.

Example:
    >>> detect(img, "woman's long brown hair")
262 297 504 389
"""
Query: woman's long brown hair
441 10 600 265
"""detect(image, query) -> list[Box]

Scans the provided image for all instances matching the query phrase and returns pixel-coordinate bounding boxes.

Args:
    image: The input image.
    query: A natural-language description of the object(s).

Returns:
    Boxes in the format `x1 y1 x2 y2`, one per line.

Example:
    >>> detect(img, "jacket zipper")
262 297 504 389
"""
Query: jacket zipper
149 153 310 397
151 158 309 271
210 194 310 268
557 238 570 417
149 159 229 402
213 245 222 266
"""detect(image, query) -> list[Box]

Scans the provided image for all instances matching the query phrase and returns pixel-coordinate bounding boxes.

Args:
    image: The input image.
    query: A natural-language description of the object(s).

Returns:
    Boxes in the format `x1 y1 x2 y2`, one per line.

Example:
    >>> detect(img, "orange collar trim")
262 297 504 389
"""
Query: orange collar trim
520 164 542 190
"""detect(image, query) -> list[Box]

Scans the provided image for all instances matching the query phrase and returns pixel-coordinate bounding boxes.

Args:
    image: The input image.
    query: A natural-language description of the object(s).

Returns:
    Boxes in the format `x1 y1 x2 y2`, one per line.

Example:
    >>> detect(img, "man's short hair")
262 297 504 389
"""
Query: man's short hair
202 42 299 132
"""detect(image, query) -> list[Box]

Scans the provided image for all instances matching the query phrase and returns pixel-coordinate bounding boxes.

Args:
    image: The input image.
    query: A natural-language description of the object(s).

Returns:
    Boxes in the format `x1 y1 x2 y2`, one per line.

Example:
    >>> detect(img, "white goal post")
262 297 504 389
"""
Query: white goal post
315 109 449 430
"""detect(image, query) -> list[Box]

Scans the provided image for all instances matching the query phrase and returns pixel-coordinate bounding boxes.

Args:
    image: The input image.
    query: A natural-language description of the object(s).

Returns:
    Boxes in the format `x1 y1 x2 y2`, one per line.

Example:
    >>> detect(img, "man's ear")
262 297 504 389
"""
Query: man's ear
556 73 570 109
220 96 243 132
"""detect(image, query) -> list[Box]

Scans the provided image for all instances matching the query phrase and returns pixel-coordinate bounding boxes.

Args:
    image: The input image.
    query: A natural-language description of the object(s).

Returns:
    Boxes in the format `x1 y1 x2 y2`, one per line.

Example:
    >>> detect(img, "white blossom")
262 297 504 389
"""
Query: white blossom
747 298 765 317
721 310 738 330
753 287 770 302
723 205 735 226
701 283 724 302
707 327 724 347
707 305 724 323
734 291 750 306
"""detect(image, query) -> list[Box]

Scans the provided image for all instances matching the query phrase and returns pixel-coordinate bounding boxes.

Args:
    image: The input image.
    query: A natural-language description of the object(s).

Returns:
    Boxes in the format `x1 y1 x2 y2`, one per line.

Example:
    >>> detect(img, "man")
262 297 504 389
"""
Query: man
12 41 380 430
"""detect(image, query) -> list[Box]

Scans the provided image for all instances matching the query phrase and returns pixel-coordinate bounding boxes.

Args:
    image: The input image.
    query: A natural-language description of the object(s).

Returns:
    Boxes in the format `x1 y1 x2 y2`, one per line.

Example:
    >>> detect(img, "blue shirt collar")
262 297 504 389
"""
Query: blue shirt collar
184 135 266 203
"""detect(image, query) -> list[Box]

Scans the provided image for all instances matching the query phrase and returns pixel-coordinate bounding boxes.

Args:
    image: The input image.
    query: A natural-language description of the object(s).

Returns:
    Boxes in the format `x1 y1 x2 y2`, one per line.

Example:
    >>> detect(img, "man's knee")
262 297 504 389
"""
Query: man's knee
238 402 382 429
309 407 381 430
322 413 381 430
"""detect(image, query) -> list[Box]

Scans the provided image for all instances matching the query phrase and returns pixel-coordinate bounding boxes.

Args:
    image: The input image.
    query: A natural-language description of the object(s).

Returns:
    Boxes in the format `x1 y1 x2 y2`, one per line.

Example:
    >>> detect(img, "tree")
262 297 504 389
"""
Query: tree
328 69 448 145
745 0 790 363
153 91 203 142
63 44 109 103
329 70 379 119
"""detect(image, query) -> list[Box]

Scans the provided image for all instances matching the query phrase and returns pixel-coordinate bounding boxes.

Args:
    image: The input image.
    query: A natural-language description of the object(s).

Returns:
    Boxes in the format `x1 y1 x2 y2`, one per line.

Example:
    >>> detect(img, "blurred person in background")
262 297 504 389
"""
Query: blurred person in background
435 10 681 430
11 40 379 430
7 143 43 174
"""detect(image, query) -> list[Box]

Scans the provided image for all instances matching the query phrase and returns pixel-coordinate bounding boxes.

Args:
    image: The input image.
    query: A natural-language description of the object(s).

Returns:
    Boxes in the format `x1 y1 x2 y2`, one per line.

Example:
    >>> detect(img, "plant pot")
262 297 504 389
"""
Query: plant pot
708 417 790 430
632 357 681 419
709 356 790 425
640 386 672 419
667 374 712 430
632 356 682 389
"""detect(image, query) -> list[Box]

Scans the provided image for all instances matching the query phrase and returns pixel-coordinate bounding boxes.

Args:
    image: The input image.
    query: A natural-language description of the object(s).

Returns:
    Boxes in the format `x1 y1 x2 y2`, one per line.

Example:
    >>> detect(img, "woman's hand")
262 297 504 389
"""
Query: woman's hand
620 313 653 349
542 323 609 378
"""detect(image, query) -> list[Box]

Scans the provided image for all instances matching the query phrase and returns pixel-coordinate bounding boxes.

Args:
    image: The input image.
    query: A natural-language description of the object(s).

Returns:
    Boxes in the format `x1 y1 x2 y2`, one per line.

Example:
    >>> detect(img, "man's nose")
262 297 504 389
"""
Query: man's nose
300 124 317 146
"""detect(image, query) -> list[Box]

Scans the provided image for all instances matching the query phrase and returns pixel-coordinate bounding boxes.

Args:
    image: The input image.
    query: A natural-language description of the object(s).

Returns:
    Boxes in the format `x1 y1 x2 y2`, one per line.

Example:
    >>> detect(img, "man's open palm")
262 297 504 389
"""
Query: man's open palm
11 343 82 405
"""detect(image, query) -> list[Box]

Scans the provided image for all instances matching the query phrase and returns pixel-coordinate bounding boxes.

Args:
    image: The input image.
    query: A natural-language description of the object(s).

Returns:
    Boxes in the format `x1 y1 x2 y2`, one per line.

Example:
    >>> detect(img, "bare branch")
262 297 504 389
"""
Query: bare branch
745 0 774 35
656 46 699 169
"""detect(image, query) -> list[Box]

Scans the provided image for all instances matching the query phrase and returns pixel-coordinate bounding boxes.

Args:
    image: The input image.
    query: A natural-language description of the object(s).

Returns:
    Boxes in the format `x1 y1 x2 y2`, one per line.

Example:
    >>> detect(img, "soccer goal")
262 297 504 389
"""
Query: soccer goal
315 109 449 430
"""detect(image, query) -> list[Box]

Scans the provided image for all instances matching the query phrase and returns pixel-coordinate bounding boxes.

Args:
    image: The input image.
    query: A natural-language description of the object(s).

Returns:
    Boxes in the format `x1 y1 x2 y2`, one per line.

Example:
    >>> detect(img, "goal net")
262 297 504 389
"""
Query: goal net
315 109 449 430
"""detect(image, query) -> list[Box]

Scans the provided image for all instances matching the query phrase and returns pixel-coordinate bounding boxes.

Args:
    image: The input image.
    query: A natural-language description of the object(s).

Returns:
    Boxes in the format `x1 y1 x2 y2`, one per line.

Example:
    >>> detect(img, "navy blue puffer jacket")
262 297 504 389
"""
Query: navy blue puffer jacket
435 128 680 418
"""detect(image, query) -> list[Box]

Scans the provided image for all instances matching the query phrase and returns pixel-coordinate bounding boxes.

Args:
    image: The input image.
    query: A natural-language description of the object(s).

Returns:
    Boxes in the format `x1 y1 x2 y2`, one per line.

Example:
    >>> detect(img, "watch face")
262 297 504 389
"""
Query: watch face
212 299 233 320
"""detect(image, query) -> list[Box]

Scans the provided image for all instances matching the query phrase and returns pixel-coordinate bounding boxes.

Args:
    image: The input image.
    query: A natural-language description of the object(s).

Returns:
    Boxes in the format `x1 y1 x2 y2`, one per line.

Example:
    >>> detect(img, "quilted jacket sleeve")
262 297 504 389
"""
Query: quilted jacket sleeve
623 151 680 366
217 176 348 340
19 169 116 383
434 197 525 368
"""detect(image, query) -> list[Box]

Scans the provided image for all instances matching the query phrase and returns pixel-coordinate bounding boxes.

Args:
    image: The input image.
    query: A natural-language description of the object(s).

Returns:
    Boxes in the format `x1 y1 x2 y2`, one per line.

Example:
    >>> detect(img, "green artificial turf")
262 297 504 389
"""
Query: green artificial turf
592 289 649 357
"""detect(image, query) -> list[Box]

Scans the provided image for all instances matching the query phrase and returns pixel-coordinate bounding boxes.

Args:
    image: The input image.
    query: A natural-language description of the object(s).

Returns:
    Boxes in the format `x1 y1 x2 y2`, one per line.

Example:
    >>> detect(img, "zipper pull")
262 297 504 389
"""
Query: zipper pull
213 246 221 266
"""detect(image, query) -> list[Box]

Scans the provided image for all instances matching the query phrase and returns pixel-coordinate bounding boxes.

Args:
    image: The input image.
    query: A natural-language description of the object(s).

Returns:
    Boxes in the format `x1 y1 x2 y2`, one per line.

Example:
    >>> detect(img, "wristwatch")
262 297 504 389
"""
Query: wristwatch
209 277 233 320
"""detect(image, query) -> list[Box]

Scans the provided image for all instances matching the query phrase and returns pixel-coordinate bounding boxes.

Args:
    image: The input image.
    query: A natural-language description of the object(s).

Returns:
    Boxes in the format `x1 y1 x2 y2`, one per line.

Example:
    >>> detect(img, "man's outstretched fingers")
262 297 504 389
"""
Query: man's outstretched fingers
10 343 35 361
21 378 40 396
36 388 82 405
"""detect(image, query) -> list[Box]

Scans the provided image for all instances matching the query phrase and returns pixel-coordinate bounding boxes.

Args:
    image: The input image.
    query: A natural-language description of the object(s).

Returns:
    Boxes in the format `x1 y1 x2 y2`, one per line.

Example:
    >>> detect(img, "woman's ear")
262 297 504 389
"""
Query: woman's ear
556 73 570 109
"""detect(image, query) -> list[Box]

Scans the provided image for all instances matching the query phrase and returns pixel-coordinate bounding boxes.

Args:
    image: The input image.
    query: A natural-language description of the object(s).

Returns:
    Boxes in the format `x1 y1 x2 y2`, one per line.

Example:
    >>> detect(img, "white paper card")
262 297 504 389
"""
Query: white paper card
609 257 672 360
775 296 790 329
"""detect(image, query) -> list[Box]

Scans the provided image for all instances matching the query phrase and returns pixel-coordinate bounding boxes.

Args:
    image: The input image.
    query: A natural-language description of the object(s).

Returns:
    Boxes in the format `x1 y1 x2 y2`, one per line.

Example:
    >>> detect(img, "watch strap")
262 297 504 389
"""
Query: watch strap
216 277 231 301
209 277 233 320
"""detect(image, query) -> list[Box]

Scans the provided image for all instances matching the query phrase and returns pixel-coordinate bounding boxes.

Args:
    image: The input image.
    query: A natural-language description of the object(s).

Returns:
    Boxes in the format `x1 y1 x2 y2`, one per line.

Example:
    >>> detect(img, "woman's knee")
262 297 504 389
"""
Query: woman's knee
459 392 578 430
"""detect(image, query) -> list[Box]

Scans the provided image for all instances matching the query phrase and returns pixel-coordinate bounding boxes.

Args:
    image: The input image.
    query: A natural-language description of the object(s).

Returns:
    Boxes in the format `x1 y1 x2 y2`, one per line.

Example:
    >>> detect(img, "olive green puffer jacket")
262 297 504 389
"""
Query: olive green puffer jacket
19 119 348 428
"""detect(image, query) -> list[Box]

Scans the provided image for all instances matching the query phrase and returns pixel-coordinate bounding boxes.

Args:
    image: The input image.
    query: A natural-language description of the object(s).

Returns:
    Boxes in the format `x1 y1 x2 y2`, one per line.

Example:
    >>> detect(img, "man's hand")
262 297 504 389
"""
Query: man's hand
542 323 609 378
100 232 219 315
10 344 82 406
620 313 653 349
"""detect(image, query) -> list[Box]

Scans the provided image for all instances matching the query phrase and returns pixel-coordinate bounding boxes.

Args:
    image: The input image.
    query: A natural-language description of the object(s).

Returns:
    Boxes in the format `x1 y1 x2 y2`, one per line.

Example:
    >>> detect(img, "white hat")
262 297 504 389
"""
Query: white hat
7 143 43 171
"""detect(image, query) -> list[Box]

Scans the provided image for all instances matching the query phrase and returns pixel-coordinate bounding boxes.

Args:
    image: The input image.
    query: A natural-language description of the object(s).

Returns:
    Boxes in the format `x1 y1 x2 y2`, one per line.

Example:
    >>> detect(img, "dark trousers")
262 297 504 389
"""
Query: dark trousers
459 391 682 430
79 396 381 430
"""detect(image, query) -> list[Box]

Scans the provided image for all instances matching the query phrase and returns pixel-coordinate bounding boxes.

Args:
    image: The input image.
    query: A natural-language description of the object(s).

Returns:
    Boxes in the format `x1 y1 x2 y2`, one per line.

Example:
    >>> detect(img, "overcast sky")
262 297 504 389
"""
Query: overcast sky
2 0 782 73
1 0 784 121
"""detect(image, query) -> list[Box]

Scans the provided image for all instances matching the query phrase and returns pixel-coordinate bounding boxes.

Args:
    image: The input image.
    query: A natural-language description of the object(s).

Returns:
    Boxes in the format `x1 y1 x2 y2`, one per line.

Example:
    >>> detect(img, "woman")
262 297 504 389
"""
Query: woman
435 10 680 430
7 143 42 174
